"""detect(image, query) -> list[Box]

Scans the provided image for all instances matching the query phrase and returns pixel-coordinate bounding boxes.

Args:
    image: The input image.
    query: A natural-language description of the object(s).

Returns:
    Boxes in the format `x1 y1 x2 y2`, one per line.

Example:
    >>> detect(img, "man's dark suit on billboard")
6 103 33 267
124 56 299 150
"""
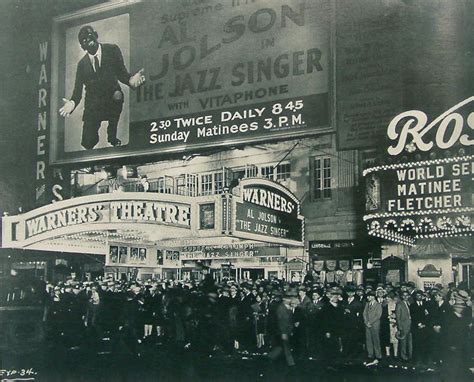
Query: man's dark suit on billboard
59 26 145 150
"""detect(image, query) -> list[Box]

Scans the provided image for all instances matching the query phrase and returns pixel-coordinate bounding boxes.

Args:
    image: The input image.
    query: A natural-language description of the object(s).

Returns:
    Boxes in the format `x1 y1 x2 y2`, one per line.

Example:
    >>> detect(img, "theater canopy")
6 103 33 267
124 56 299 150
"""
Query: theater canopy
363 98 473 246
2 179 304 255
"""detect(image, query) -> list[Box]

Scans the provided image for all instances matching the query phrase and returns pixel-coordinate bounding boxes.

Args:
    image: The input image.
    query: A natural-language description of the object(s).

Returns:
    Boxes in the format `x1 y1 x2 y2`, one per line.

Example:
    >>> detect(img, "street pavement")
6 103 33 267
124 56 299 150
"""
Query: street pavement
1 337 472 381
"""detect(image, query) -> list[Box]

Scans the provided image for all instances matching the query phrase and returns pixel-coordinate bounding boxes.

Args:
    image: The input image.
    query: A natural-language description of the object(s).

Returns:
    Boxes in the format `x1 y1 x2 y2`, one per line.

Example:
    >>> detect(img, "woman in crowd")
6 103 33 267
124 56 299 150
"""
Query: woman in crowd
385 290 399 358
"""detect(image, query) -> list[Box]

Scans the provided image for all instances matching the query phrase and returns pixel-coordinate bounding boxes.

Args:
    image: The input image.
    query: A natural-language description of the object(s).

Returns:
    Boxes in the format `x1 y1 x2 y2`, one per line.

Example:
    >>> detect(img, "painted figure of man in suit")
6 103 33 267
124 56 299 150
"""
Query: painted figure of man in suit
59 25 145 149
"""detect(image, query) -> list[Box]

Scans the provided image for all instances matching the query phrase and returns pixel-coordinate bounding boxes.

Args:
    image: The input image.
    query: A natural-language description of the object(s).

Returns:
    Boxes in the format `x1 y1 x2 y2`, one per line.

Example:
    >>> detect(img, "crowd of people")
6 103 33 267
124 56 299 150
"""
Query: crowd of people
13 274 473 376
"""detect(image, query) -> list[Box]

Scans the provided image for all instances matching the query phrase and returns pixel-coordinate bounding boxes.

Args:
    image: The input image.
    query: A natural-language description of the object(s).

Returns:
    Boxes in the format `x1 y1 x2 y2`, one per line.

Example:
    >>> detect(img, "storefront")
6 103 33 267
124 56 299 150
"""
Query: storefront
308 238 382 286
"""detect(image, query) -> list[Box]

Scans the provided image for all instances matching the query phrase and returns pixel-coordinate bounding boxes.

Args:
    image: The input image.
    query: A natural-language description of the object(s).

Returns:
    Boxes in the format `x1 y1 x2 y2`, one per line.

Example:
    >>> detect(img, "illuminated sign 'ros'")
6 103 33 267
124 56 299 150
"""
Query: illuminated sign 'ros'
387 97 474 156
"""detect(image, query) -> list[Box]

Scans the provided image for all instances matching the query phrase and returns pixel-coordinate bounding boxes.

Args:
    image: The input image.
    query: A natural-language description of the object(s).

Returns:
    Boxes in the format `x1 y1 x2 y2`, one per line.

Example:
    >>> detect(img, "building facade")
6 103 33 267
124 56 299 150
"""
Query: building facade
1 0 472 288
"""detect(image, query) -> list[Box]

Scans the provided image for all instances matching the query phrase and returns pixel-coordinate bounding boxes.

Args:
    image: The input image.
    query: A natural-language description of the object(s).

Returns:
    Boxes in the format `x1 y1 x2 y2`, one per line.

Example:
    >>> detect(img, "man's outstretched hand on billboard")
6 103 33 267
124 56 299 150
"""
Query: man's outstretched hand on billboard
129 68 145 89
59 98 75 118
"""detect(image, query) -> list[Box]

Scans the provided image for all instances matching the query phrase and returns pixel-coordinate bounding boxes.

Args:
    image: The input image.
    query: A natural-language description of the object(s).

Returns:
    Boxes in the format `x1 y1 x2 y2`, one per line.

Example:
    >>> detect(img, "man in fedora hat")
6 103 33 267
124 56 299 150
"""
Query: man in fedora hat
239 282 256 351
342 284 364 360
267 293 296 367
308 288 325 359
395 290 413 361
363 290 382 366
427 289 449 365
293 285 312 357
320 287 344 362
441 290 471 379
410 289 430 365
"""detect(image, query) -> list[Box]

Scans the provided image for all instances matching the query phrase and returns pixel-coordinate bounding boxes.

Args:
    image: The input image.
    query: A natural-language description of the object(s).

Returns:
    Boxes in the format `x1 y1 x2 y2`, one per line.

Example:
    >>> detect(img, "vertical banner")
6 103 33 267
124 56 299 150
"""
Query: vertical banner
36 38 69 206
36 39 51 206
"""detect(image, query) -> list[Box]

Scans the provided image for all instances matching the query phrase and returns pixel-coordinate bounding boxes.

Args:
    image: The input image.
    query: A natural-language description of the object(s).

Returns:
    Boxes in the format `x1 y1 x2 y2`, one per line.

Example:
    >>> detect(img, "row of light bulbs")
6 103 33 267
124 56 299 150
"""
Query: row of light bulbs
368 229 415 246
363 154 473 177
378 215 472 232
363 207 473 221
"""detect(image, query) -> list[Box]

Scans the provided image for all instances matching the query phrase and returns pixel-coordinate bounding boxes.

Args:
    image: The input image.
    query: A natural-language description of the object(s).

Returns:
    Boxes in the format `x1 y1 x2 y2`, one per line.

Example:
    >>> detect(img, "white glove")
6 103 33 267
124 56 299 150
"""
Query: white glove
129 68 146 89
59 98 75 117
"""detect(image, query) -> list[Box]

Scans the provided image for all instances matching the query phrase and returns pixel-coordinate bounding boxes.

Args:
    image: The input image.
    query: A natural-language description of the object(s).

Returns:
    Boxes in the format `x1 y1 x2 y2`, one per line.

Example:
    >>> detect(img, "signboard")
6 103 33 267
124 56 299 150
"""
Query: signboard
309 240 355 256
164 250 180 267
2 193 194 248
363 155 473 245
24 199 191 240
233 178 304 246
363 98 474 245
180 242 281 260
51 0 330 164
369 158 472 214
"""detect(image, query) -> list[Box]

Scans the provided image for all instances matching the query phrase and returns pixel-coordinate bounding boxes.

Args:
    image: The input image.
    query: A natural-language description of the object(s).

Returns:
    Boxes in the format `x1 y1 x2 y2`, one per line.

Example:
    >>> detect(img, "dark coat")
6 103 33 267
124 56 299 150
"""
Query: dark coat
428 300 450 328
321 302 345 337
275 302 293 337
294 295 312 324
239 292 256 320
410 301 430 330
70 43 131 121
342 296 363 329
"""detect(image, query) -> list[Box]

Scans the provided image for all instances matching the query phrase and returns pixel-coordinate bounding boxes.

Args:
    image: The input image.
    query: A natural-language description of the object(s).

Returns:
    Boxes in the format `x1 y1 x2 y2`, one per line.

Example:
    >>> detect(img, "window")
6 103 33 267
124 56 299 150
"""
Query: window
214 172 223 194
186 174 197 196
260 165 274 179
201 174 213 195
245 164 258 178
200 171 224 195
276 163 291 181
313 157 331 199
153 176 174 194
259 162 291 182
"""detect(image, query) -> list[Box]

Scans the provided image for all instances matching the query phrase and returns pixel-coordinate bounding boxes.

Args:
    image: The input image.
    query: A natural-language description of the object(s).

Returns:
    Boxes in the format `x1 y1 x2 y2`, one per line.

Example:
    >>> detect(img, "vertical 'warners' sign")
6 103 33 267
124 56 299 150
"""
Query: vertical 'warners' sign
36 41 49 206
233 178 304 246
50 0 330 164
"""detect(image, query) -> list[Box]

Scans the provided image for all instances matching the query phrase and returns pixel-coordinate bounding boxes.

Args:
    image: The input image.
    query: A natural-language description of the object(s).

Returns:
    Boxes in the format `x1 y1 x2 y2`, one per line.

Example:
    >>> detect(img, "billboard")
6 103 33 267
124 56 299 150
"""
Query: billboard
51 0 331 164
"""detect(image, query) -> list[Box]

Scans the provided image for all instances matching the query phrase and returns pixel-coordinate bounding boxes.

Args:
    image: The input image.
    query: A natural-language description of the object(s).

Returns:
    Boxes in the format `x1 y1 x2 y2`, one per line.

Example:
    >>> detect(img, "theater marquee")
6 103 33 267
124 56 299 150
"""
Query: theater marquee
50 0 330 164
2 180 305 253
363 98 474 245
232 178 304 246
2 193 196 250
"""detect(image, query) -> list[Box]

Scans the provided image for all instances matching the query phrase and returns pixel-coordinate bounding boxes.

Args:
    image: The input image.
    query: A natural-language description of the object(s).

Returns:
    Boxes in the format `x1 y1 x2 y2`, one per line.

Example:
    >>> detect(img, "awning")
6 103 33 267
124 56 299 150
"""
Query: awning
409 237 472 259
